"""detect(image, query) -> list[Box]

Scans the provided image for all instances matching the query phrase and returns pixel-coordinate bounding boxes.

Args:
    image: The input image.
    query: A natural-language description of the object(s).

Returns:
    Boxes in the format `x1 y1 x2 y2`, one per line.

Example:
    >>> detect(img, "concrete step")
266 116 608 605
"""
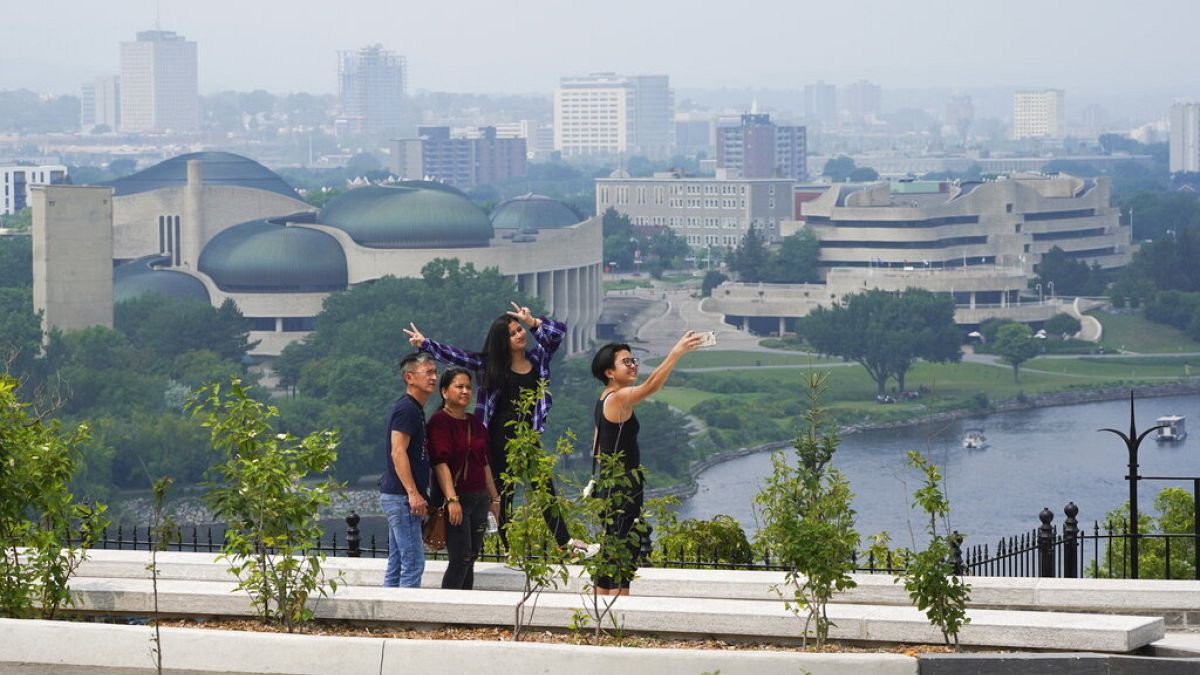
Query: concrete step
63 576 1164 652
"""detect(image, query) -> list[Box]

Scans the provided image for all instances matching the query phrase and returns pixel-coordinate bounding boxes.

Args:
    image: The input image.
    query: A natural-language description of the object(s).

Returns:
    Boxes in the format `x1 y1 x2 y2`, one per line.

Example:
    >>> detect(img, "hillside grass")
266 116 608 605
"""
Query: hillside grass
647 350 837 369
1092 311 1200 354
655 358 1199 450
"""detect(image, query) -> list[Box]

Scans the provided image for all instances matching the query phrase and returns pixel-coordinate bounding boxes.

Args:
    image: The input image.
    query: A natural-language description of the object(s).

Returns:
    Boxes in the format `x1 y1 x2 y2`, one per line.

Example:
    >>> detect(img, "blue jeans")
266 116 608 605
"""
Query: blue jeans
380 493 425 588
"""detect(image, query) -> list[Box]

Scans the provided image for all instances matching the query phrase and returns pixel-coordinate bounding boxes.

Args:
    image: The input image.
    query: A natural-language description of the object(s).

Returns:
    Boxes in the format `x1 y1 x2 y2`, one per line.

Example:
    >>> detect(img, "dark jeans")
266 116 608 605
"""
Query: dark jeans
490 423 571 548
441 490 490 590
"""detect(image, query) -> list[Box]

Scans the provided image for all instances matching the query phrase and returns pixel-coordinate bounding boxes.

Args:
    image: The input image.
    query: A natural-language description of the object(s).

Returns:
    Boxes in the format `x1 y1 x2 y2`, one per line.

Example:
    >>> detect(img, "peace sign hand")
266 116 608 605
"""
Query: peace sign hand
506 301 537 329
402 322 425 348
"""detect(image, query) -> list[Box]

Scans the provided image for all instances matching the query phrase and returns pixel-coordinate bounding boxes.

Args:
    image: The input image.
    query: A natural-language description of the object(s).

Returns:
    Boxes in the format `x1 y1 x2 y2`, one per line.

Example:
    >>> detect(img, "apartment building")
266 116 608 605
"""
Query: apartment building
595 173 793 247
119 30 199 133
1013 89 1066 140
716 114 807 180
2 165 68 215
1169 102 1200 173
390 127 526 188
554 73 673 158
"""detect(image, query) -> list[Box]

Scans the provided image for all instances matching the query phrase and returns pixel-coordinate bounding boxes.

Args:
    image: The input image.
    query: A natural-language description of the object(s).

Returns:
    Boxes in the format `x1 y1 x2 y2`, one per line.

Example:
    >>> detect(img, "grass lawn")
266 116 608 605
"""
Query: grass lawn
1024 356 1200 379
647 350 838 369
604 279 653 292
651 387 756 412
671 360 1193 409
660 272 698 284
1092 311 1200 354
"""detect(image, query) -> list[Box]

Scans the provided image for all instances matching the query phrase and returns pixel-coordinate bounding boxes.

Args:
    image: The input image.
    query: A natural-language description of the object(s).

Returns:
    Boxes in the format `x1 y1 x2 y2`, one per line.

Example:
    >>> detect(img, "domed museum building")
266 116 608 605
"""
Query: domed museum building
33 152 601 356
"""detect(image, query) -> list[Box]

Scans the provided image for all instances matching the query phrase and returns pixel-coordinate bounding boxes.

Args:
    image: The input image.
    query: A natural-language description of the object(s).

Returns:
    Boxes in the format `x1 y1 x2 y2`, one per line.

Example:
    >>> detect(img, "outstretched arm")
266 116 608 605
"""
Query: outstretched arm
606 331 703 421
403 322 484 370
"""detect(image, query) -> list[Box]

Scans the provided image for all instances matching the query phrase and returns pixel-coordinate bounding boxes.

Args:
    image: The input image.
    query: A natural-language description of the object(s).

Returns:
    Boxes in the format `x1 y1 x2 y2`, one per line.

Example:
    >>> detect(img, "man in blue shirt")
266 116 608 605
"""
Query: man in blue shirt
379 352 437 587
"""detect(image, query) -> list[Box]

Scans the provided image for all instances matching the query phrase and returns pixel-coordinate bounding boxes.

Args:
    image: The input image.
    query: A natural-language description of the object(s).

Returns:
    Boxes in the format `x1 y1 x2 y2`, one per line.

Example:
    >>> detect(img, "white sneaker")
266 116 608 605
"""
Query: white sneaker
568 538 601 559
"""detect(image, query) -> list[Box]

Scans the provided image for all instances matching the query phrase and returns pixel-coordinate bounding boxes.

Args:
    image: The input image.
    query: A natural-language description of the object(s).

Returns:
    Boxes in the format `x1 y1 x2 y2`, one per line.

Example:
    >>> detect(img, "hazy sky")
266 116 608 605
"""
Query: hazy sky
9 0 1200 98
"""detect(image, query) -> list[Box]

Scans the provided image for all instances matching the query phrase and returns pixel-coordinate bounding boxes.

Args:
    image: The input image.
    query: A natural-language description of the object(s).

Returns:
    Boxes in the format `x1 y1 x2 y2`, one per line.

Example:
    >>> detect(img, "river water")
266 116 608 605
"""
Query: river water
677 394 1200 548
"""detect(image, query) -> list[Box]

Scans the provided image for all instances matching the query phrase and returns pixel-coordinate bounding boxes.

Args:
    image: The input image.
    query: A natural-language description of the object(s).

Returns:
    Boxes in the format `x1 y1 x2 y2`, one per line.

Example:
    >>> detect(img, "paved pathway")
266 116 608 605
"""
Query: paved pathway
628 289 788 357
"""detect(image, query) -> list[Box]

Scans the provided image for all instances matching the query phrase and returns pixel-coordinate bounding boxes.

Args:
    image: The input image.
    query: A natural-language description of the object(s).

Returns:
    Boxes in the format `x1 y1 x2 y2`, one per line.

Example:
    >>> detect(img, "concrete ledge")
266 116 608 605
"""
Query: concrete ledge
0 617 385 674
77 550 1200 615
0 618 918 675
61 577 1166 652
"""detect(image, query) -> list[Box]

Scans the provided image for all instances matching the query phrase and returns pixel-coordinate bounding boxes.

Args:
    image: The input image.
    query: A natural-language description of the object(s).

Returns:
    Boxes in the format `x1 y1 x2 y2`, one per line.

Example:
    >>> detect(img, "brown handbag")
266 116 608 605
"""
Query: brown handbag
423 422 470 551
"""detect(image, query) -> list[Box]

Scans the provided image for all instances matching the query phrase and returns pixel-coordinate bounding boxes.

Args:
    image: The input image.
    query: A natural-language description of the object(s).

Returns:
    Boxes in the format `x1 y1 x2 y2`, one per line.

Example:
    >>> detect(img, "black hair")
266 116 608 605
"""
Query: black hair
398 351 433 374
481 314 521 392
438 367 473 407
591 342 632 384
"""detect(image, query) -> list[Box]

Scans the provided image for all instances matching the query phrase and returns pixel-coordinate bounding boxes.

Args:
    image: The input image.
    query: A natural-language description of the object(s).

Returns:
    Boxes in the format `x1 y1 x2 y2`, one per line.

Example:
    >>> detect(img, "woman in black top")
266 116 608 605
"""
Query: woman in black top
590 331 702 595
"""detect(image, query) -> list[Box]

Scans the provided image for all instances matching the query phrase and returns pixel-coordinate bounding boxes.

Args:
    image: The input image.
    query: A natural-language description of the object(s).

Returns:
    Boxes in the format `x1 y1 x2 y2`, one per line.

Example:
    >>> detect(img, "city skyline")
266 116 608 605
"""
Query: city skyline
7 0 1200 99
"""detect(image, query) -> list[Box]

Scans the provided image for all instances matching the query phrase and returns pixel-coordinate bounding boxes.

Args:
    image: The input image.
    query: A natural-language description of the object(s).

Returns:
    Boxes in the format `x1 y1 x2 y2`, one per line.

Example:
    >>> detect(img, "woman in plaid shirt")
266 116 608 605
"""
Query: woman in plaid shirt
404 302 596 557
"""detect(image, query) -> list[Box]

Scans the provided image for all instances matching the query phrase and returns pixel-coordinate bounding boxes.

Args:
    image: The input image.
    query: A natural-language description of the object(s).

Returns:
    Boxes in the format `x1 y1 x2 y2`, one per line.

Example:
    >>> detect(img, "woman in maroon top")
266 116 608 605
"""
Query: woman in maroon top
428 367 501 589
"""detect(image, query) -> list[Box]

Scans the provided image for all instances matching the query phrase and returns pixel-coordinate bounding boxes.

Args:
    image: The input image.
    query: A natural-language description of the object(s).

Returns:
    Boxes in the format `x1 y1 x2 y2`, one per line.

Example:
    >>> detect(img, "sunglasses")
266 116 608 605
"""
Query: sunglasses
620 357 640 367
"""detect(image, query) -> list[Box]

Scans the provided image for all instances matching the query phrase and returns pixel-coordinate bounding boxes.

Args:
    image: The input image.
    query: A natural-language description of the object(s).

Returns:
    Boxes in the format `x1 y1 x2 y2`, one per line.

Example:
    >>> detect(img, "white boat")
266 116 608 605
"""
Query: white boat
1155 415 1187 443
962 429 987 450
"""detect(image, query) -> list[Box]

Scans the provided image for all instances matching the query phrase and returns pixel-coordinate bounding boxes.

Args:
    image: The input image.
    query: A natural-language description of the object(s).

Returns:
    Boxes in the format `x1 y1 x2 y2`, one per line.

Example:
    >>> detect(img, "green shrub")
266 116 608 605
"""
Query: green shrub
0 375 107 619
652 515 752 567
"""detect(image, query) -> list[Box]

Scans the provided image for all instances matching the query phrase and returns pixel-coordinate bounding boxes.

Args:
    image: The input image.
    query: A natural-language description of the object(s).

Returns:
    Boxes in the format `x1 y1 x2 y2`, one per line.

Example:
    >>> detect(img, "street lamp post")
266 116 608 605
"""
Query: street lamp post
1048 281 1055 301
1036 282 1043 305
1100 392 1167 580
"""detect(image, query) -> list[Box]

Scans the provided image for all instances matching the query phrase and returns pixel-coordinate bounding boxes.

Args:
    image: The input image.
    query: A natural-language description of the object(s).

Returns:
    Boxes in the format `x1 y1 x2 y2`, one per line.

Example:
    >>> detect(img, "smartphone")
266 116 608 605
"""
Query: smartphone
698 331 717 348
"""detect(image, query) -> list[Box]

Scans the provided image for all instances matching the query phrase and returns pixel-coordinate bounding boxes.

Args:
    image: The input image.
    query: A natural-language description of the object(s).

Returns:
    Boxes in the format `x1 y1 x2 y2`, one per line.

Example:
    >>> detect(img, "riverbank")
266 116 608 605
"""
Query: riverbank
112 380 1200 526
646 380 1200 503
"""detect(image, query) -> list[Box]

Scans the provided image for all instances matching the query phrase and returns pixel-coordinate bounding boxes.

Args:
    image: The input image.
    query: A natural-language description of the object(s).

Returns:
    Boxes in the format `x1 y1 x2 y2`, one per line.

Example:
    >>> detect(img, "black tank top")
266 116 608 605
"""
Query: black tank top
494 367 540 427
594 393 640 471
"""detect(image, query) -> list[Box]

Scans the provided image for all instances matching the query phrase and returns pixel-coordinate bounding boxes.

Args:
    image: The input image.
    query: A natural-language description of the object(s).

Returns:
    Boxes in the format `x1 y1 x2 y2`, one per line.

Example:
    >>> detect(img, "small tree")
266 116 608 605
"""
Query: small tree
0 374 107 619
895 451 971 648
1043 313 1082 338
700 271 728 297
500 383 571 641
1091 487 1195 579
993 323 1040 382
190 379 342 632
147 477 177 675
729 227 769 283
753 371 858 648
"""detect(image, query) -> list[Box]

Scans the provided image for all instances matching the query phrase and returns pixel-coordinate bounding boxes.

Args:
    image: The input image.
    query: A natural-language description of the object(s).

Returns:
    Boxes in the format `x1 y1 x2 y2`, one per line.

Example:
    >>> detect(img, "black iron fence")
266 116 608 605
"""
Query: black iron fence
86 504 1198 581
959 501 1199 580
85 512 905 575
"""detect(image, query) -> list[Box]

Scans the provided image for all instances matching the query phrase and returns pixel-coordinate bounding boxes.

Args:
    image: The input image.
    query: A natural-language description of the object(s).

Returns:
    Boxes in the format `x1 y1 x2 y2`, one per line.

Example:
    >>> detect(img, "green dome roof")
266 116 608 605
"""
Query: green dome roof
101 151 298 199
198 217 348 293
114 255 211 303
491 194 582 232
318 182 493 248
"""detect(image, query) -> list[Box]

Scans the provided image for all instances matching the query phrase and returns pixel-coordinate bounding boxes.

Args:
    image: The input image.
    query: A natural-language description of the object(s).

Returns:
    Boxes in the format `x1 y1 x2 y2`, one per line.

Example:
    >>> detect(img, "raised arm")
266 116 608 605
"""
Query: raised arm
607 331 702 419
403 322 484 370
508 302 565 358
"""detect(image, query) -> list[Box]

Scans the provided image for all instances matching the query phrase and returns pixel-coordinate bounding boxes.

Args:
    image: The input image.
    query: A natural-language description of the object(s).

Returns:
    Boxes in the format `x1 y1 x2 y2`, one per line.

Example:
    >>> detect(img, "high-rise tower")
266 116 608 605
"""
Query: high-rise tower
337 44 407 136
119 30 199 133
